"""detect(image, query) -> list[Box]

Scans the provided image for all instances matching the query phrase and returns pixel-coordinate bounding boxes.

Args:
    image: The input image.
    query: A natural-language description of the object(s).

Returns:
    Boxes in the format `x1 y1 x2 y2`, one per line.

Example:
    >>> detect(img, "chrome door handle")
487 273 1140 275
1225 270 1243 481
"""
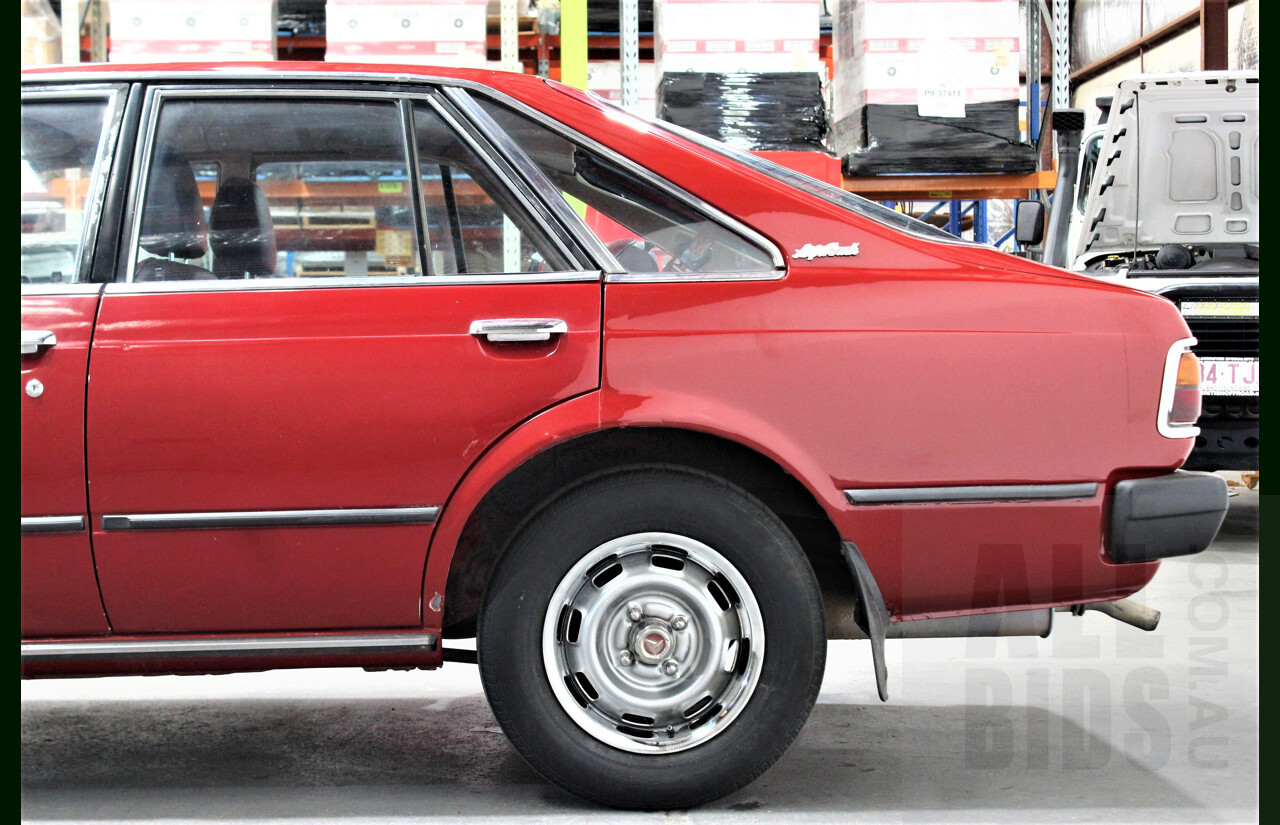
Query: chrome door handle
469 319 568 343
21 330 57 355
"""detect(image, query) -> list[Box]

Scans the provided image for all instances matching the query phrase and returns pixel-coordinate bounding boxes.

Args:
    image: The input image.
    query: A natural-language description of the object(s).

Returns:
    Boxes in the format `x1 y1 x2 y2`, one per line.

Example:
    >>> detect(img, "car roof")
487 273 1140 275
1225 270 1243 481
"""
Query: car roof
20 60 551 97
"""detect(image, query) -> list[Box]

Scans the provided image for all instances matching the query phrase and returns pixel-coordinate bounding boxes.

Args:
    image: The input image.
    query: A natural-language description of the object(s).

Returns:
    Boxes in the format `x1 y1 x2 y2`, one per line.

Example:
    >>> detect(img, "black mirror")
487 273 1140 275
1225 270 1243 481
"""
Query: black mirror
1015 200 1046 245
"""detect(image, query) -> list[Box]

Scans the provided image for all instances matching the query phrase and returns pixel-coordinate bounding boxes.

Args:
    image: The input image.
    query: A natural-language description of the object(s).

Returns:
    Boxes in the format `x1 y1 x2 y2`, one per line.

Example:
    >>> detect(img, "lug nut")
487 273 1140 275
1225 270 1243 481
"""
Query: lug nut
626 604 643 622
671 615 688 631
662 659 679 677
619 650 634 667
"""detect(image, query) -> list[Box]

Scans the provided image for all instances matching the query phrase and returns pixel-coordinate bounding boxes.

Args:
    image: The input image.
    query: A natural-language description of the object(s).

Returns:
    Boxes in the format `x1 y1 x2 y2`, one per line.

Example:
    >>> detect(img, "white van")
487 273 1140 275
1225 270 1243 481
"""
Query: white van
1070 71 1258 470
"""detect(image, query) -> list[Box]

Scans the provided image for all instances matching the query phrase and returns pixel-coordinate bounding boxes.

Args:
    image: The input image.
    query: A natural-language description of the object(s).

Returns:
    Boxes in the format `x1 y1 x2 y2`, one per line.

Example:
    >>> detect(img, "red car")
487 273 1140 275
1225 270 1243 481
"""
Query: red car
21 62 1228 809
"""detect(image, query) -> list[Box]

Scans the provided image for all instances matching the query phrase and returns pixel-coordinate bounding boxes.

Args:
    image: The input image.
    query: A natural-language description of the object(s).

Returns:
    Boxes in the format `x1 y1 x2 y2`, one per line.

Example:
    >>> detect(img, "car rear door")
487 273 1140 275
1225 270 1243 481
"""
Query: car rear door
86 84 601 634
21 85 128 637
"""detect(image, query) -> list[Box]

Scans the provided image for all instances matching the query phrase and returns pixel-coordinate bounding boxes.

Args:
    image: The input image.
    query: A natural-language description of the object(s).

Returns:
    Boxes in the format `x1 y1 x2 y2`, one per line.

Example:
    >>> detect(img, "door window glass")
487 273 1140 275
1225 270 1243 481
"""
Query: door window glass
412 103 566 274
472 96 777 275
21 98 112 285
132 97 421 282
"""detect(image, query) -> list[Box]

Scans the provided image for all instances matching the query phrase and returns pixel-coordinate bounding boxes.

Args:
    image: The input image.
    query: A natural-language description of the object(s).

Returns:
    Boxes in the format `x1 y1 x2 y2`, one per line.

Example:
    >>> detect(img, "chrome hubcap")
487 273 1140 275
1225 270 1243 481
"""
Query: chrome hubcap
542 532 765 753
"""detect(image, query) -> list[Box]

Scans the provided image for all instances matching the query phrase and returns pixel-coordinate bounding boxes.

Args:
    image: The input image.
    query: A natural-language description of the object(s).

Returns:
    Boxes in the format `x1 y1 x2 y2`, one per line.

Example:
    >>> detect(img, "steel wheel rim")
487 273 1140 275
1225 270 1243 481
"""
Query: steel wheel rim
542 531 766 753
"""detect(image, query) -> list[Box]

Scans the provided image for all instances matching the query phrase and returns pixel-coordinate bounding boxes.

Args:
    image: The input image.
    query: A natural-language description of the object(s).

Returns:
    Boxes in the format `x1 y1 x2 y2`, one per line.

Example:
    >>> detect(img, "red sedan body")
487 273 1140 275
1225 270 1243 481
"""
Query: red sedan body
20 62 1227 808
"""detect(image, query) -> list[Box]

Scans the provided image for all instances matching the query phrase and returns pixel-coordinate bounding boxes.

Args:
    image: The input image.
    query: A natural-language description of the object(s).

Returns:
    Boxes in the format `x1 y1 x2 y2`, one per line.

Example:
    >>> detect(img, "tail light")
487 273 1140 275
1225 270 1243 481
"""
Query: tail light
1157 338 1201 438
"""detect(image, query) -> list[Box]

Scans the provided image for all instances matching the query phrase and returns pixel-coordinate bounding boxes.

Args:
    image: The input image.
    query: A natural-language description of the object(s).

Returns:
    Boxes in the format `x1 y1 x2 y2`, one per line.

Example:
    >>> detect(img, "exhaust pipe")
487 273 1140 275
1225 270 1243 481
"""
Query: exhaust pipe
826 596 1053 641
1066 598 1162 631
826 596 1161 640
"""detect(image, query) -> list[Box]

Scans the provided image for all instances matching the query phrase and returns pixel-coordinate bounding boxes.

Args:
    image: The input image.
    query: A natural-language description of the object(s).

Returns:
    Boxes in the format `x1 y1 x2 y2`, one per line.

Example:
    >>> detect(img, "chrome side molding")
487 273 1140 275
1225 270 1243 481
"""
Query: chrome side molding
21 515 86 534
22 632 439 659
101 506 440 531
844 483 1099 506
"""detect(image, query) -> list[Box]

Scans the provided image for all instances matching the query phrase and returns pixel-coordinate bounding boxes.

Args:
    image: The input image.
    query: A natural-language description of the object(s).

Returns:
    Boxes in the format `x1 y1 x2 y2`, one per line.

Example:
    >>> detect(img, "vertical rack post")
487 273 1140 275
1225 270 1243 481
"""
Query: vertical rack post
1051 0 1069 110
86 0 106 62
501 0 524 271
1026 0 1041 143
973 200 988 244
500 0 521 73
620 0 640 109
561 0 588 90
60 0 81 63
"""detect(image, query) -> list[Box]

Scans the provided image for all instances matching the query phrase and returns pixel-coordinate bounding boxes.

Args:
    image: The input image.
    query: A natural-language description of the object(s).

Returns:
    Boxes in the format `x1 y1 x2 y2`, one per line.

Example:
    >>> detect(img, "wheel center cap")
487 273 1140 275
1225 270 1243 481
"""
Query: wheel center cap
631 621 674 665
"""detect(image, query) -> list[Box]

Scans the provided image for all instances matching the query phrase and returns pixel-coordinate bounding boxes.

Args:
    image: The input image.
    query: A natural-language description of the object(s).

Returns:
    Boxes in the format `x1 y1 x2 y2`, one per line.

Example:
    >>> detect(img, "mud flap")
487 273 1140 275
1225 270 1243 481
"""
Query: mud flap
840 542 891 701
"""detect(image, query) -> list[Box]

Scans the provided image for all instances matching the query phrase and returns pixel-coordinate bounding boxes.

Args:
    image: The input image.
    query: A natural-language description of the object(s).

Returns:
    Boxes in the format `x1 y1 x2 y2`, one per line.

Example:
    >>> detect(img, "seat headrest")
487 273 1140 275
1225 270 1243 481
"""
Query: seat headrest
606 238 661 272
139 151 208 260
210 178 277 278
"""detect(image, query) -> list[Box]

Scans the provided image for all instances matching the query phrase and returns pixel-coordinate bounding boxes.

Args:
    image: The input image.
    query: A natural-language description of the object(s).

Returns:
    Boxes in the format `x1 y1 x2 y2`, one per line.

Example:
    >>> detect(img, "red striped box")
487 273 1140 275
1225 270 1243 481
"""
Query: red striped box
325 0 488 69
655 0 823 74
109 0 277 62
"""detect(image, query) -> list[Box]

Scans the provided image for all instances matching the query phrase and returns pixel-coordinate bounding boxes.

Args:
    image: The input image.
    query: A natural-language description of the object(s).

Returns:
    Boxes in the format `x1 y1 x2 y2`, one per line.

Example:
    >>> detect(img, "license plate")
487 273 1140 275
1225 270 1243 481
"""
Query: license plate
1199 358 1259 396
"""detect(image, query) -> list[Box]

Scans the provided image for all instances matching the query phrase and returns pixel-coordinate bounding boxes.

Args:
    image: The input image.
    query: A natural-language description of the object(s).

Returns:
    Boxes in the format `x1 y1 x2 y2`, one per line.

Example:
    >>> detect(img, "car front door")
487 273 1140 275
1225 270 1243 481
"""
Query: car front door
21 86 126 637
86 86 601 634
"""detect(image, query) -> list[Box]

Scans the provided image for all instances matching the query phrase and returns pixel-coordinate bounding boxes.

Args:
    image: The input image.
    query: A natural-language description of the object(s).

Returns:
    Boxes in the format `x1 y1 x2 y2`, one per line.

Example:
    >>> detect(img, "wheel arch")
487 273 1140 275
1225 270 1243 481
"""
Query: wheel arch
423 412 855 640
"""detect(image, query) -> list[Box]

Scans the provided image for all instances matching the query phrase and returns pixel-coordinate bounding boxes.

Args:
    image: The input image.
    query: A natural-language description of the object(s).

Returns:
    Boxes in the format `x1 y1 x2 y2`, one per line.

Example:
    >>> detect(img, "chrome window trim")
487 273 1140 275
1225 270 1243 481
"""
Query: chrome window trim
443 87 625 274
417 93 589 271
21 515 86 534
843 483 1100 506
120 84 595 287
123 87 414 285
21 283 104 297
605 269 787 284
443 86 788 279
22 85 128 285
22 69 490 87
101 506 440 531
21 632 438 659
104 270 600 295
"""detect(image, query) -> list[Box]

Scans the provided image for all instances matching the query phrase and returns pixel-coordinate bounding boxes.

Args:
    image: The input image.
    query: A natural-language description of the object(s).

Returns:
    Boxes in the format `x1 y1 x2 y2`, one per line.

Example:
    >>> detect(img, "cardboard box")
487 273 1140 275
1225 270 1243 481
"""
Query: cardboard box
654 0 821 75
832 0 1019 118
22 0 62 67
326 0 488 69
109 0 277 62
830 0 1031 172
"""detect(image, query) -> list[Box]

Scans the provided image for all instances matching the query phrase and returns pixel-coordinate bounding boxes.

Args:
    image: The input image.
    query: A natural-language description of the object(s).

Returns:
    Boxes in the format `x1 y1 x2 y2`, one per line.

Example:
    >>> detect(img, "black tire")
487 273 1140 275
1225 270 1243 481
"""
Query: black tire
478 466 826 809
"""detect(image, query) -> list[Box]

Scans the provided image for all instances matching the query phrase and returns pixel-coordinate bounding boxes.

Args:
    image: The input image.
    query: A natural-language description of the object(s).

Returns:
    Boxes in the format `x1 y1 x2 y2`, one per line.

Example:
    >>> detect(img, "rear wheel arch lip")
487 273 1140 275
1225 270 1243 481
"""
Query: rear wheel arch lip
420 391 849 639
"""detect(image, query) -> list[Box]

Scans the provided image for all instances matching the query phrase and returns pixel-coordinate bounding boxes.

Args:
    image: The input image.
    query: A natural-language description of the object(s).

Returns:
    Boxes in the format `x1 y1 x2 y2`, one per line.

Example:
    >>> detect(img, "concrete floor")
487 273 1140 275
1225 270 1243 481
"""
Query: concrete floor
22 490 1257 824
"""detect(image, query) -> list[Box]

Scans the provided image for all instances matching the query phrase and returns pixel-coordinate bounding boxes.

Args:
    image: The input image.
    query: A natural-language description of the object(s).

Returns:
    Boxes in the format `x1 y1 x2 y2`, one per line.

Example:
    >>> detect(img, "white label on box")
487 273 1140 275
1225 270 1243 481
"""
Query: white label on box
916 36 968 118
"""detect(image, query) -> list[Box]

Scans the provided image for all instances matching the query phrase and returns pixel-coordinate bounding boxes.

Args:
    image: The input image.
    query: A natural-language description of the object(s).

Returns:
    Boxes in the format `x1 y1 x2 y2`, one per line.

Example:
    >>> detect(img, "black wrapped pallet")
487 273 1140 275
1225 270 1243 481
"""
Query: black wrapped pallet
587 0 654 33
837 101 1037 176
657 72 827 152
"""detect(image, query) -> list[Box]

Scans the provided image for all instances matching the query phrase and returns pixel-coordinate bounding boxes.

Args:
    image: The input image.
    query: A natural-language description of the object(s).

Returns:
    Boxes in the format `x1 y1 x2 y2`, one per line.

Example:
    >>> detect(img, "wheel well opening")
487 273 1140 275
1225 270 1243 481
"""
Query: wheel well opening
442 427 853 638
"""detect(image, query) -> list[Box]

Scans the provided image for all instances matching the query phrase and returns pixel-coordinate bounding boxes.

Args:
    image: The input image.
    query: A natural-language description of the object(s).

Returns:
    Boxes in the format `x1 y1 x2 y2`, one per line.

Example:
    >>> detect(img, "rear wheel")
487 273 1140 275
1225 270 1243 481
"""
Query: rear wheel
478 467 825 809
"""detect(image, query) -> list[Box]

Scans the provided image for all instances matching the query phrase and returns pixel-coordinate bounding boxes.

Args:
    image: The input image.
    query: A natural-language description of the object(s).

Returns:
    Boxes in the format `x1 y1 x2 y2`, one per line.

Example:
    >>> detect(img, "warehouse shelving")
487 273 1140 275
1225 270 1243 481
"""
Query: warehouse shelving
79 0 1066 247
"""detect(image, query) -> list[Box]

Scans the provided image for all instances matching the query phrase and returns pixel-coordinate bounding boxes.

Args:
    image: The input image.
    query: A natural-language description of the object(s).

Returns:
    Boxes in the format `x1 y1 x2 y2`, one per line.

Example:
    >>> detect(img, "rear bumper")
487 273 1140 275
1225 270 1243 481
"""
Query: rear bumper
1107 471 1229 564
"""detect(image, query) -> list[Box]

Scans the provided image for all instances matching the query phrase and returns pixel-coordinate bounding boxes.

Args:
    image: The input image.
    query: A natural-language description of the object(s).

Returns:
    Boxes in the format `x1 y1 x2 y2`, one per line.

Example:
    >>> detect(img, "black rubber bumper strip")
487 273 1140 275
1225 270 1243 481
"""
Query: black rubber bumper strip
1108 470 1229 564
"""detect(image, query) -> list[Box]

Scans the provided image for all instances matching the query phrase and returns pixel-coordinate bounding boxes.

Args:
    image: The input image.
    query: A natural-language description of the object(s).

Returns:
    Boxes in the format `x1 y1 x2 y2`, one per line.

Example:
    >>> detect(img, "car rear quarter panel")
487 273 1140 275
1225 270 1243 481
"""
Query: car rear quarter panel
420 77 1195 621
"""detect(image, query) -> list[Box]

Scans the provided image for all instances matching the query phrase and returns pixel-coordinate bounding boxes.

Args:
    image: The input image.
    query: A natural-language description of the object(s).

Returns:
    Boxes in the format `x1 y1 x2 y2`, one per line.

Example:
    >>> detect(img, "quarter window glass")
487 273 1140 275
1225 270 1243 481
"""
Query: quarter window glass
21 98 111 285
412 103 565 274
133 98 420 282
473 97 776 275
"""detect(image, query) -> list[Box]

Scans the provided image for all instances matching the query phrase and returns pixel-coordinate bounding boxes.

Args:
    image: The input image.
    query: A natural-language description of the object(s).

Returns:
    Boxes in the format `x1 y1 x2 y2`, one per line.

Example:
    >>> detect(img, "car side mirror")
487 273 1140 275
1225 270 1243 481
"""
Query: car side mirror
1015 200 1046 245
